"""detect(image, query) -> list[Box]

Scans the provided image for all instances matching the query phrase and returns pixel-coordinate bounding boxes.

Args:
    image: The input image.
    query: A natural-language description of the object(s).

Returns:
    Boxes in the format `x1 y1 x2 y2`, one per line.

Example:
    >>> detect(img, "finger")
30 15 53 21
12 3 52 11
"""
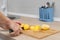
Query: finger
1 26 9 30
13 20 21 23
10 31 20 36
10 32 16 37
10 31 19 37
13 20 21 25
9 23 19 32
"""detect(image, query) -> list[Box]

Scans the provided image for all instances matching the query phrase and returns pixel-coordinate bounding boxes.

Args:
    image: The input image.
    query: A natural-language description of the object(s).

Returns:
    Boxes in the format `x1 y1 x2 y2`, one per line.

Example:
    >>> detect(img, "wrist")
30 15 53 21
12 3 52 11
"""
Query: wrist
6 18 12 22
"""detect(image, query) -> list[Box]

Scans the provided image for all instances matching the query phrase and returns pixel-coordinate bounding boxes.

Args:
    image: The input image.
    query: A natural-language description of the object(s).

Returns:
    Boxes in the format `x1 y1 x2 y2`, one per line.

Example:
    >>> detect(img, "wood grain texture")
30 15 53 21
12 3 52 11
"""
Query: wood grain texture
22 29 60 39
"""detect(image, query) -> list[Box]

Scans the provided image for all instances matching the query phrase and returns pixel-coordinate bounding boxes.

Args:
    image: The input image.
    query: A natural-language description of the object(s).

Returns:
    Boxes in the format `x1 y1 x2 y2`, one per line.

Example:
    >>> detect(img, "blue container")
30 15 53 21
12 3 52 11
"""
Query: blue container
39 7 54 22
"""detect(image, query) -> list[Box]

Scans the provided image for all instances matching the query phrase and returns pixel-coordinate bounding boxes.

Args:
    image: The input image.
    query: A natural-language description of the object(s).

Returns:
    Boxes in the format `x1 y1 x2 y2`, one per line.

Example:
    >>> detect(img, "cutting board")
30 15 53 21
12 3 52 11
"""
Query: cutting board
22 29 60 39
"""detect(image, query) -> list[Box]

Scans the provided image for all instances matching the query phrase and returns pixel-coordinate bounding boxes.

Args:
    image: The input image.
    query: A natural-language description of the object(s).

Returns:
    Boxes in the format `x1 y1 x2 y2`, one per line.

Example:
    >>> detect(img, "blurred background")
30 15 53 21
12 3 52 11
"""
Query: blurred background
0 0 60 20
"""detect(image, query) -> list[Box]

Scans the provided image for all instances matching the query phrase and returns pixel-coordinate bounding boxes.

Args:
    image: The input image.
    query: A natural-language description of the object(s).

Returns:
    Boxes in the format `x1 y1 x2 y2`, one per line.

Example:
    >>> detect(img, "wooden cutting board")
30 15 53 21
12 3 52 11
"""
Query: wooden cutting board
22 29 60 39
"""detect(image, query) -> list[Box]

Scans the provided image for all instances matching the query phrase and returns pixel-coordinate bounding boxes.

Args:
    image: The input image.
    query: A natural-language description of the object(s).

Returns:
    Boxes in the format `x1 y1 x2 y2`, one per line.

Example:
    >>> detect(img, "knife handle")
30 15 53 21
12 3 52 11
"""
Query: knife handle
9 29 14 33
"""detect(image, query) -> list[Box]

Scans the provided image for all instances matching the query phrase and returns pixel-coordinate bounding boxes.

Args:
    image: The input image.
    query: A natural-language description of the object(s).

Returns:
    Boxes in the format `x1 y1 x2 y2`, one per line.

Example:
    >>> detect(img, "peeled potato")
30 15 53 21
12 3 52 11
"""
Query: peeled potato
24 24 30 30
41 24 50 30
35 25 41 30
30 26 35 31
20 23 25 27
30 25 41 31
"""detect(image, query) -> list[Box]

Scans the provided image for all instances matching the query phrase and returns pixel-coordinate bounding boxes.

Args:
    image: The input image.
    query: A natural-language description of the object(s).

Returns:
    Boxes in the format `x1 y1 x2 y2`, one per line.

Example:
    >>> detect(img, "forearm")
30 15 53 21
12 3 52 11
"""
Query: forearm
0 11 11 23
0 11 12 28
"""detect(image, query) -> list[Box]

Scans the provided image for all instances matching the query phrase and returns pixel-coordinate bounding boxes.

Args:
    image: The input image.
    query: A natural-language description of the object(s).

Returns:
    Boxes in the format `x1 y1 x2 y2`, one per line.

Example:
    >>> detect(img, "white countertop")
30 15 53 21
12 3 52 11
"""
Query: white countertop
0 16 60 40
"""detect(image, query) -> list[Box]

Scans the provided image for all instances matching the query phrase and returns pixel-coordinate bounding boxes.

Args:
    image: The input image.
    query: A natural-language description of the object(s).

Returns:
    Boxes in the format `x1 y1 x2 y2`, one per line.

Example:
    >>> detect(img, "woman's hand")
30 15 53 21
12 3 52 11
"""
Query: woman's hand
0 20 22 36
8 21 22 36
0 11 22 36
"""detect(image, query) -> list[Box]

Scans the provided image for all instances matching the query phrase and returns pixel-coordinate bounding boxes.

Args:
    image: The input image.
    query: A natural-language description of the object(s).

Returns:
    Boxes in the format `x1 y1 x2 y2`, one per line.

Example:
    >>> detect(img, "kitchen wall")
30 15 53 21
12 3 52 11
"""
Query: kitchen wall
0 0 3 6
6 0 60 18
